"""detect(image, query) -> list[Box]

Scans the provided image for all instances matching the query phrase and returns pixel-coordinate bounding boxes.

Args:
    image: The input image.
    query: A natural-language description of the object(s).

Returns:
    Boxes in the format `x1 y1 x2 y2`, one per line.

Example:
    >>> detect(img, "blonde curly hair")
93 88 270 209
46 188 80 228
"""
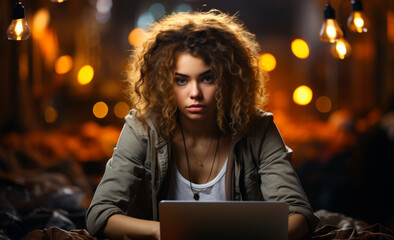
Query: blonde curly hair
126 9 268 139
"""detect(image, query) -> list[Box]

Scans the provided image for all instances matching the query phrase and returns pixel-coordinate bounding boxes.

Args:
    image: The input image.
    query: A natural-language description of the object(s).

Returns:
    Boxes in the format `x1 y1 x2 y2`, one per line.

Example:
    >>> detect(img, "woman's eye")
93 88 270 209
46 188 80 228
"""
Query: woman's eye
201 75 213 83
175 78 187 85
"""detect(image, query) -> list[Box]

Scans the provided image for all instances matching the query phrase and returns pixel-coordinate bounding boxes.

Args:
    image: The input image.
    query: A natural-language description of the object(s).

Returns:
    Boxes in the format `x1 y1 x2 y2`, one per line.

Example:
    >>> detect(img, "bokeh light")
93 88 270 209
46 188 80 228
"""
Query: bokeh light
175 3 192 12
316 96 332 113
32 9 50 39
93 101 109 119
114 102 130 119
331 38 351 60
95 0 112 23
55 55 73 74
39 28 59 68
96 0 112 13
78 65 94 85
137 12 154 29
149 3 166 19
45 106 58 123
258 53 277 72
291 39 309 59
128 28 146 47
293 85 313 105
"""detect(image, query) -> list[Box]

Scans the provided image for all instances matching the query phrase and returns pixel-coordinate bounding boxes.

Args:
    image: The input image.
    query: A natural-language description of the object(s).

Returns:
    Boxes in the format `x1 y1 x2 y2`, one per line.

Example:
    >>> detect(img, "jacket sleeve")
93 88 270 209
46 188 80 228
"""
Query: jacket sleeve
85 112 147 236
258 115 319 233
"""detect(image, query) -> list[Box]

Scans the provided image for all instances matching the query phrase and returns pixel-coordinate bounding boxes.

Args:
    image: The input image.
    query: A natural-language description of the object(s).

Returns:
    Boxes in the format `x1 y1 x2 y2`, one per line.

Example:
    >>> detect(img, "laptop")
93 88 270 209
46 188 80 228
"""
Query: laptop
159 201 288 240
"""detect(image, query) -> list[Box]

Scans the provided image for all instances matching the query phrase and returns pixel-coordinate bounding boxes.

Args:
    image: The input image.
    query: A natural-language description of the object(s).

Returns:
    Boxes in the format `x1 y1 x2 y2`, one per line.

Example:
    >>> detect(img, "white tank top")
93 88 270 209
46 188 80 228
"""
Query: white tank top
168 159 227 201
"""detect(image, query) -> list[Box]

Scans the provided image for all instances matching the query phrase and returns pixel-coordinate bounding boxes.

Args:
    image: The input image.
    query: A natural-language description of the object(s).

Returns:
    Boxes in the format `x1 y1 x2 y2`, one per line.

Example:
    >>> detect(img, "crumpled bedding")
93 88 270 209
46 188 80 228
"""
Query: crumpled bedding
312 210 394 240
23 227 96 240
312 223 394 240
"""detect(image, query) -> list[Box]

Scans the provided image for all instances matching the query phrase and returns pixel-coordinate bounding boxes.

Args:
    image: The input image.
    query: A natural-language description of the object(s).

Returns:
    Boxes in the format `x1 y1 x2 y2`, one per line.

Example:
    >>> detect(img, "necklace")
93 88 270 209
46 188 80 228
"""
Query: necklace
179 125 220 201
189 132 215 167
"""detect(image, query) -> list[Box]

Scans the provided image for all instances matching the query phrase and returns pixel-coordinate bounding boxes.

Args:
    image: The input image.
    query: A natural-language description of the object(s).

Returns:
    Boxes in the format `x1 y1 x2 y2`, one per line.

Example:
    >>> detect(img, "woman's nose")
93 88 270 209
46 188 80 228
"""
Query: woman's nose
189 81 202 99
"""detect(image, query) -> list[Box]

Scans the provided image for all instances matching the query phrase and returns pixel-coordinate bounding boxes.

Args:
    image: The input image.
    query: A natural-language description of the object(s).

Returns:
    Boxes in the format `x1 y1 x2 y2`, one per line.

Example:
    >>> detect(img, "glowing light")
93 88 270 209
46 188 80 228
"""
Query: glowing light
7 2 31 41
291 39 309 59
78 65 94 85
348 12 368 33
114 102 130 118
128 28 146 47
93 101 109 119
7 19 30 40
337 42 347 56
347 0 369 33
45 106 58 123
51 0 67 2
258 53 277 72
320 20 343 43
32 8 50 39
316 96 332 113
293 85 313 105
331 38 351 59
38 28 59 69
55 55 73 74
327 24 337 38
15 21 23 36
354 15 364 28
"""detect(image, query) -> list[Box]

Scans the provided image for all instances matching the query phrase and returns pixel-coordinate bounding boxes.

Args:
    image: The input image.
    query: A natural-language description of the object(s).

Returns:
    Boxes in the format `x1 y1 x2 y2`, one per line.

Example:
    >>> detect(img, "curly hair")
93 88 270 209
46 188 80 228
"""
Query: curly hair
126 9 268 139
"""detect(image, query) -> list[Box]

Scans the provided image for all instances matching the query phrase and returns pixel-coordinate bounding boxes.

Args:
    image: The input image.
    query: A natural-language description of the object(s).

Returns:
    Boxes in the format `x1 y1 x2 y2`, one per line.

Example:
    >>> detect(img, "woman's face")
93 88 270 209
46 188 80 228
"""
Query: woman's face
172 52 217 123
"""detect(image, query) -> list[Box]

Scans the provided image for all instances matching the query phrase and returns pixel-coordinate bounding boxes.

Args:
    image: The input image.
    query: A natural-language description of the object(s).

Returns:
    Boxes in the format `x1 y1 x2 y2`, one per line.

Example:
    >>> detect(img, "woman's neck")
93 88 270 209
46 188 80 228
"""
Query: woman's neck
178 115 218 140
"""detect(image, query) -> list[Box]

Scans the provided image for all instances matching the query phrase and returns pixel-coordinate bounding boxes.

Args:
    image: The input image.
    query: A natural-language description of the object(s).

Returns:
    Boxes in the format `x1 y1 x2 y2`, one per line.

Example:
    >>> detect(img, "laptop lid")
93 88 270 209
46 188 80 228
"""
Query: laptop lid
159 201 288 240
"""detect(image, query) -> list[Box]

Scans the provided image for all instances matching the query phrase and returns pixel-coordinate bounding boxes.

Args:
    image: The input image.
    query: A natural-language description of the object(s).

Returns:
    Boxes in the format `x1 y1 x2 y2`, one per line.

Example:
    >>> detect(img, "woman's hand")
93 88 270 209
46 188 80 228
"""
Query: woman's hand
104 214 161 240
288 213 309 240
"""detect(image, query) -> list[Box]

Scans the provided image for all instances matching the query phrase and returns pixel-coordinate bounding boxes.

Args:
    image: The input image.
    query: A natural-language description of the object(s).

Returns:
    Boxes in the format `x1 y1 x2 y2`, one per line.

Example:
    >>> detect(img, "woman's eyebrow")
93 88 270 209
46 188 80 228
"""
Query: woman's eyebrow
174 70 211 78
198 70 212 76
175 72 189 78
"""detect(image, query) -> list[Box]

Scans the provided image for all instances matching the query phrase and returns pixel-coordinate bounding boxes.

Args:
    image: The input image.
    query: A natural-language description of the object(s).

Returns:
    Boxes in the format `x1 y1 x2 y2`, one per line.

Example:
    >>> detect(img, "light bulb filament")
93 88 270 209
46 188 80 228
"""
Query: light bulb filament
331 38 351 60
337 42 346 56
354 18 364 28
353 12 365 33
15 19 23 36
326 25 337 39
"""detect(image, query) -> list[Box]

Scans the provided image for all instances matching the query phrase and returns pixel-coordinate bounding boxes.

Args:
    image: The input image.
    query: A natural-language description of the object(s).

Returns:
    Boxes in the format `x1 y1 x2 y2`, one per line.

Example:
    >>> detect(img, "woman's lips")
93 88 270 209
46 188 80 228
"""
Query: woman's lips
186 105 205 112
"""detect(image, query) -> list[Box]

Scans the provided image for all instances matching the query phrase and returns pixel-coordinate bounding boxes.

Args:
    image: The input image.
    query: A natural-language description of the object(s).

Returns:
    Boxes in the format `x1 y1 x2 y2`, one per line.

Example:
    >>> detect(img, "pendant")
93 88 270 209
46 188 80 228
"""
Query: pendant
193 193 200 201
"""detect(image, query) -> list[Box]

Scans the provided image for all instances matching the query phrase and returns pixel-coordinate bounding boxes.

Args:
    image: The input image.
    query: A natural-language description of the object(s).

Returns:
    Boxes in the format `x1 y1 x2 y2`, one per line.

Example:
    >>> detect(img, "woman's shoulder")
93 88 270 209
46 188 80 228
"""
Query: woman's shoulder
125 109 142 124
245 109 275 137
124 109 150 136
255 109 273 120
252 109 275 126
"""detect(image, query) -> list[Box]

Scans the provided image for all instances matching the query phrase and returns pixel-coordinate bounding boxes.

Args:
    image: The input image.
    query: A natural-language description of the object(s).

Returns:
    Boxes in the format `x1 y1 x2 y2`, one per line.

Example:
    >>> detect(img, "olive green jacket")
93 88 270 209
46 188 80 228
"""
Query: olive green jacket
86 109 319 236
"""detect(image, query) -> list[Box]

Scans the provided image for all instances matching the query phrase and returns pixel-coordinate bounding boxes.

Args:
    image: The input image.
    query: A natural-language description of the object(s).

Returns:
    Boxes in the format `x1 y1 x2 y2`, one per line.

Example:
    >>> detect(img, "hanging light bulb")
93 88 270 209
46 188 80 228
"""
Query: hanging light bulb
50 0 67 2
330 38 352 59
319 1 343 43
347 0 369 33
7 2 31 40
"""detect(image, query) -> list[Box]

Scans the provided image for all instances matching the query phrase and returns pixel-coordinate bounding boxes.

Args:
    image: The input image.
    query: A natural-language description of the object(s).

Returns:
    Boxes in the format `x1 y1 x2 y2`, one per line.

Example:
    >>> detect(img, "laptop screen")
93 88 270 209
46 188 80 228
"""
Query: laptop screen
159 201 288 240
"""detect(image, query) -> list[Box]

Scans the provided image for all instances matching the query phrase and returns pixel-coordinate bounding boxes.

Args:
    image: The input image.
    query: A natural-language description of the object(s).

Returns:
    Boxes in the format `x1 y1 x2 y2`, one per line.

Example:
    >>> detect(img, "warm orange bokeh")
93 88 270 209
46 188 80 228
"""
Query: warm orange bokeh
128 28 146 47
55 55 73 74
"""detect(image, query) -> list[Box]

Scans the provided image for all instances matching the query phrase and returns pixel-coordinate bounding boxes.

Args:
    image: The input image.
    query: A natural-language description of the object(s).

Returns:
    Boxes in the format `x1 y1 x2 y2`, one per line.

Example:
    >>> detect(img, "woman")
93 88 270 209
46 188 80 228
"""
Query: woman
86 10 319 240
